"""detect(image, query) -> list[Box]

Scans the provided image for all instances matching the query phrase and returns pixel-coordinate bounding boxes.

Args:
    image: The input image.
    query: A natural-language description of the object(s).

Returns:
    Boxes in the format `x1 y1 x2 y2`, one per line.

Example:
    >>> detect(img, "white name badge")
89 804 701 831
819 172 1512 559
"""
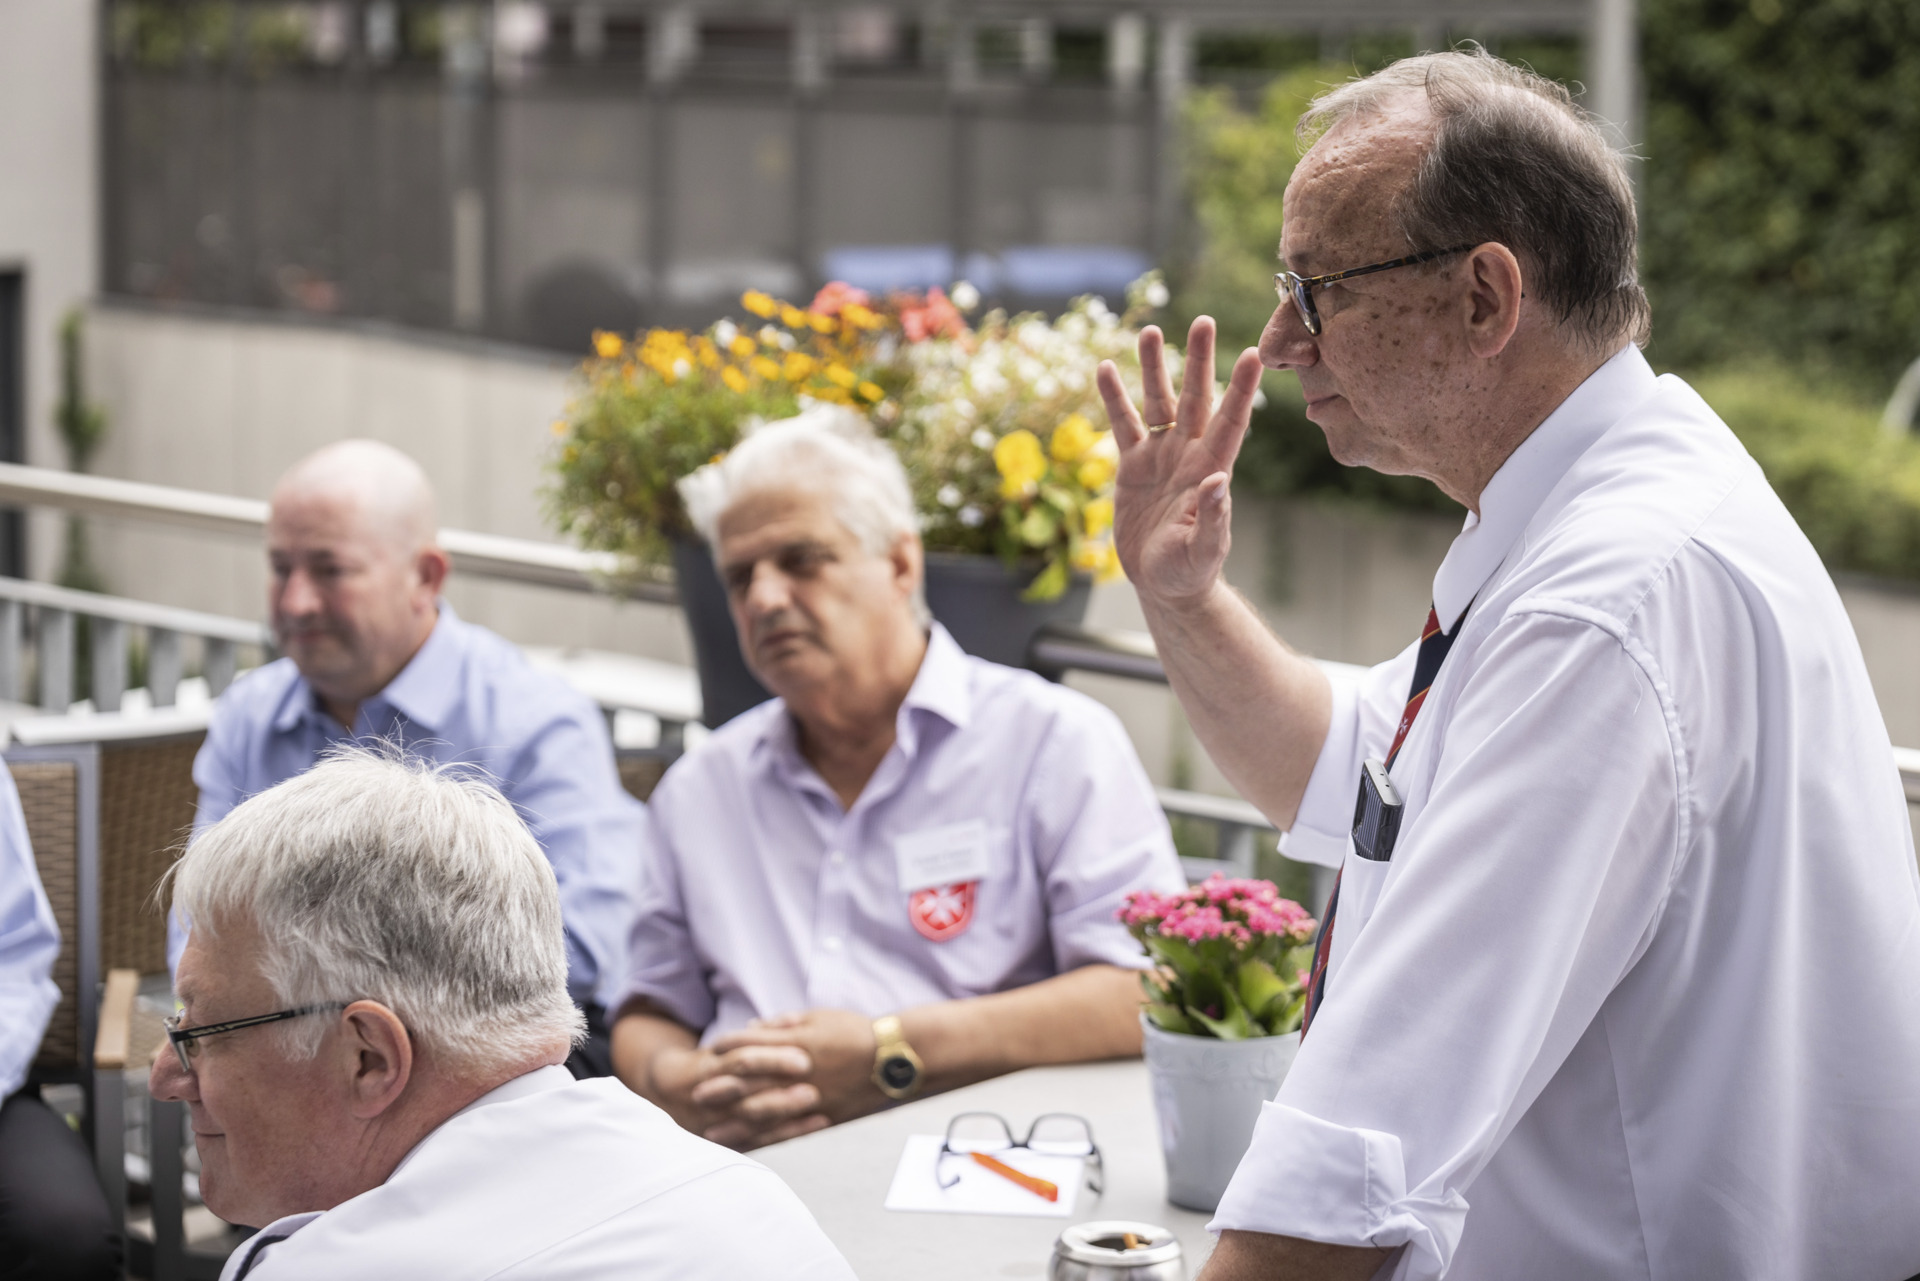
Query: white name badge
893 820 991 894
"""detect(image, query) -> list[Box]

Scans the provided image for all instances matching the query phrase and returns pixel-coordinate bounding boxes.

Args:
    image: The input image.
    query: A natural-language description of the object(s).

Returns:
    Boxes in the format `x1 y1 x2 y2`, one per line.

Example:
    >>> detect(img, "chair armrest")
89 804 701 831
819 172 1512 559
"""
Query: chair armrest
93 968 140 1070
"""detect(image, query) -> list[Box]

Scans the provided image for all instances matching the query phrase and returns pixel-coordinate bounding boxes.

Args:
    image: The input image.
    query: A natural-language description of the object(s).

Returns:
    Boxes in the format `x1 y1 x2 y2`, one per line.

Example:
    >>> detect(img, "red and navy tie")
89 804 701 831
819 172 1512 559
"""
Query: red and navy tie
1300 603 1467 1037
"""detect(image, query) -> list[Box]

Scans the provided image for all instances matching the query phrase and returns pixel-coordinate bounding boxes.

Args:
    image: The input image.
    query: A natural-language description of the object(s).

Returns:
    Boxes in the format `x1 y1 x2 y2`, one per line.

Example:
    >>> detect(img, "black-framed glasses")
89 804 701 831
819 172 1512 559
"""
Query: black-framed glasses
1275 244 1477 336
935 1111 1105 1194
162 1003 348 1073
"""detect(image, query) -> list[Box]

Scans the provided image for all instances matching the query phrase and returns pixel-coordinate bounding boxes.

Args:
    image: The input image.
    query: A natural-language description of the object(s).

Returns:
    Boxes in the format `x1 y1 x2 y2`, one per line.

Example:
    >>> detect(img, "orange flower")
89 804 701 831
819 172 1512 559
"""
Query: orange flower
592 330 624 359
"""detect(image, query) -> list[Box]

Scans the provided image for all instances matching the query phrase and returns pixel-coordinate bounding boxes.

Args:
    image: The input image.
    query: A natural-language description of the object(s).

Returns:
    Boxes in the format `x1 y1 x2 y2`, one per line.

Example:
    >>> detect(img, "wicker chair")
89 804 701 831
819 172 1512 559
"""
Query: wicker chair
11 726 229 1281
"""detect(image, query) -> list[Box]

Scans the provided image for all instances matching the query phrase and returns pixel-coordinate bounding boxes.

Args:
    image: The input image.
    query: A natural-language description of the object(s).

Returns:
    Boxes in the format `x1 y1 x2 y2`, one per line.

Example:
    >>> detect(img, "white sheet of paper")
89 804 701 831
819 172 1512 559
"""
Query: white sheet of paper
883 1134 1083 1218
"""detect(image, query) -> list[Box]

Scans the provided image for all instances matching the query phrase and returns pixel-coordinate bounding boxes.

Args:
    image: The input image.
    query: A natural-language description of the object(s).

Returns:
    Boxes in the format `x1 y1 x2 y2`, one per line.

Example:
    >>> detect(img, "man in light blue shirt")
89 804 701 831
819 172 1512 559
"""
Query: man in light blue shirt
0 766 120 1276
177 440 645 1076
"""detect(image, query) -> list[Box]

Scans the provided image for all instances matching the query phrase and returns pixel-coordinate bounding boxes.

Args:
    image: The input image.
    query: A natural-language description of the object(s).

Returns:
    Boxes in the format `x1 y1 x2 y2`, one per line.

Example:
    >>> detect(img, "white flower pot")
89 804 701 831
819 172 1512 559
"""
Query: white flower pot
1140 1015 1300 1212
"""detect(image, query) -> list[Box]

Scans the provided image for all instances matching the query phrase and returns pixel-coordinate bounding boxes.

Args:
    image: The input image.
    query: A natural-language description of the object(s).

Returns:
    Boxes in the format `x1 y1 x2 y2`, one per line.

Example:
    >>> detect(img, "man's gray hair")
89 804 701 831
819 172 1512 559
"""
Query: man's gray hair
1302 48 1650 353
171 749 584 1075
679 403 920 556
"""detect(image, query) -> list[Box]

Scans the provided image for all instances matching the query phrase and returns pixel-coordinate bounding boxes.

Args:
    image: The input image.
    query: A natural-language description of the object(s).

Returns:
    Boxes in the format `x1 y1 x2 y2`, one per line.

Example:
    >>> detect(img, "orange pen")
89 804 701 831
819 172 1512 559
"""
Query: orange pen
969 1150 1059 1202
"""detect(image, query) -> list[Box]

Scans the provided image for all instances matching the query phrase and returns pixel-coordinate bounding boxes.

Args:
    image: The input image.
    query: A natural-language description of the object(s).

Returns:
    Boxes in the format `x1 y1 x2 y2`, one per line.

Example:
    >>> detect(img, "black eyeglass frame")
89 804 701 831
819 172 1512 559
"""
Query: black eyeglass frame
934 1110 1105 1194
163 1003 348 1073
1275 244 1478 336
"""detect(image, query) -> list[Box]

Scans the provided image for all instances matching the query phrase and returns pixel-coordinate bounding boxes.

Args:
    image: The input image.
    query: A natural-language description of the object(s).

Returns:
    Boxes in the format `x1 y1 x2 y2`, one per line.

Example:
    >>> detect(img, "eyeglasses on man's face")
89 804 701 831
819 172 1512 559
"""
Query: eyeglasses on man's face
163 1003 348 1074
1274 244 1477 336
935 1111 1105 1194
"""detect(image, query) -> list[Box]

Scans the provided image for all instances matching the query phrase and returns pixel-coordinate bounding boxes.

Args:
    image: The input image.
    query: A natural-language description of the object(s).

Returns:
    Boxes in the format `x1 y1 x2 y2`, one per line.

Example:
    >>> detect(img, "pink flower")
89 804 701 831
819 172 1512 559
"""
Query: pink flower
809 281 871 316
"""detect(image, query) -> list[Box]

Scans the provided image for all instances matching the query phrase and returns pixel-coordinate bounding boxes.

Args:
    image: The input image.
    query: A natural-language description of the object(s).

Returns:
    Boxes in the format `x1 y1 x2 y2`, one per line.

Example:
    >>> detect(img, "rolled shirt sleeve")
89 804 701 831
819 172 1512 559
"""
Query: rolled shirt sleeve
1211 611 1682 1280
614 803 714 1031
0 767 61 1097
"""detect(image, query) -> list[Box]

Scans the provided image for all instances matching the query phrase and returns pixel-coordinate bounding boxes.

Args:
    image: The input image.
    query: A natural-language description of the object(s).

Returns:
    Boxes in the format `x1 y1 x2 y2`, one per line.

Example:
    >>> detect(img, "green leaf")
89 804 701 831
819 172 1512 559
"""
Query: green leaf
1017 504 1059 547
1143 931 1201 974
1187 986 1256 1041
1020 556 1070 602
1236 958 1286 1019
1145 1002 1196 1035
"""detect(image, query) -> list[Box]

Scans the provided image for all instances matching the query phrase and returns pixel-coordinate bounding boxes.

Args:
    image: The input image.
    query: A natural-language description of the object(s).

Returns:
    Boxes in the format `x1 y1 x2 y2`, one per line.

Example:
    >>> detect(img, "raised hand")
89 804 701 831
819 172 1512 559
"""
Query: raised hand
1095 316 1265 609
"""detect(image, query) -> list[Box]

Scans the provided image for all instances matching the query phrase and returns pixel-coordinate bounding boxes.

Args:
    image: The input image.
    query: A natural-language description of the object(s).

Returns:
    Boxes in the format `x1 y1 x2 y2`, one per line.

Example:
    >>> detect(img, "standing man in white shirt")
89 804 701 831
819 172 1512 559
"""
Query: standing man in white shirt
152 749 852 1281
611 411 1185 1150
1098 50 1920 1281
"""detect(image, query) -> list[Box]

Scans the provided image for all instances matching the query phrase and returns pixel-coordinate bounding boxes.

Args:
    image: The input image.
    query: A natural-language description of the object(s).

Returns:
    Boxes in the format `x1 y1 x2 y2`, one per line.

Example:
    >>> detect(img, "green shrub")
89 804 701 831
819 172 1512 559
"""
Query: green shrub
1690 367 1920 580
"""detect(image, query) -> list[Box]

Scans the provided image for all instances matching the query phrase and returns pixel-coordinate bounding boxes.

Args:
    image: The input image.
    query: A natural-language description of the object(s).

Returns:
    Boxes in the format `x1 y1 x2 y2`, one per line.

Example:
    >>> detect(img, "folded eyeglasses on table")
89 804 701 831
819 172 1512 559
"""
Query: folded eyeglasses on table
934 1111 1105 1195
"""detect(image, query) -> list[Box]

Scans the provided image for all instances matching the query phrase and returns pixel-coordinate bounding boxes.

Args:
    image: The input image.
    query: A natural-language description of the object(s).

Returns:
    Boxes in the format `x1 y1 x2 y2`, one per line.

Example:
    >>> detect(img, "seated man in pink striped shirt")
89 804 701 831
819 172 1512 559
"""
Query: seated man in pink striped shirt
611 410 1184 1150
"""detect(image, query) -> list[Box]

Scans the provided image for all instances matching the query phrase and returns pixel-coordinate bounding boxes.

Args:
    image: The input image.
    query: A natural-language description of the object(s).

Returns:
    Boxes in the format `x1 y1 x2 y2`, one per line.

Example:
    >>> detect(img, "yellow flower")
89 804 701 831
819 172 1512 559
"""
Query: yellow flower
1050 413 1097 463
592 330 624 359
782 351 816 382
751 355 783 380
780 304 809 329
1077 455 1116 490
841 303 881 330
729 334 758 358
808 312 837 334
857 381 885 402
1098 542 1125 583
994 430 1047 499
824 362 857 389
722 366 749 393
1084 495 1114 536
1072 542 1104 572
742 290 778 318
695 337 721 369
550 419 568 437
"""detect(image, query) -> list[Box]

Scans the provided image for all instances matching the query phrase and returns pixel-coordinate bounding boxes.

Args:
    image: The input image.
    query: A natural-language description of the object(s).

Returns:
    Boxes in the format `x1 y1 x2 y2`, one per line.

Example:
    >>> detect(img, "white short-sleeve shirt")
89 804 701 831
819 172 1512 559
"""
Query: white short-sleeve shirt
1212 347 1920 1280
618 624 1185 1039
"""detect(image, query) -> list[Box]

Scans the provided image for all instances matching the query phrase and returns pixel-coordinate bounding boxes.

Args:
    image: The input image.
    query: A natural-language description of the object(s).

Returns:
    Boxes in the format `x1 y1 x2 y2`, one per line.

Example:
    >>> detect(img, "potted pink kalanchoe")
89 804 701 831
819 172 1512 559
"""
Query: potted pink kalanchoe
1121 876 1318 1212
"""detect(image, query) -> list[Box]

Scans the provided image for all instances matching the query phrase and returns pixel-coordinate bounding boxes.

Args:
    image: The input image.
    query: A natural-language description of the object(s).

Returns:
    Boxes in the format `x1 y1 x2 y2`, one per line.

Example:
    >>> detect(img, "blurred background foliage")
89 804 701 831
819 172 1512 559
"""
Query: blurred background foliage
1170 7 1920 580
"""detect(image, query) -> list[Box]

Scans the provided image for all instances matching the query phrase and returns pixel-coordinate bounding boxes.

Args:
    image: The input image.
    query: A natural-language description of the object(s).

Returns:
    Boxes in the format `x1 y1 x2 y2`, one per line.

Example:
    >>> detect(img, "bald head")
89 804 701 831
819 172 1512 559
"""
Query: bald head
266 441 451 722
272 440 440 561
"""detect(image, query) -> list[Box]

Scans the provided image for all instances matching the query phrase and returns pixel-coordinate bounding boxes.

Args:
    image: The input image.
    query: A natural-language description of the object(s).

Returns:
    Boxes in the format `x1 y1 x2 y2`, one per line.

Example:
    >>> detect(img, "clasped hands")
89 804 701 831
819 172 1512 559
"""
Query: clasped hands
1094 316 1266 606
652 1008 885 1151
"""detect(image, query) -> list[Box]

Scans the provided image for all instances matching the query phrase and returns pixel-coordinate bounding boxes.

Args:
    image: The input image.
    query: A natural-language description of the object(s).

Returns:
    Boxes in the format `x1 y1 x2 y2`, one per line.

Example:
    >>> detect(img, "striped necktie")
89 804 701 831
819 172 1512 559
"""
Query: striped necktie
1300 603 1467 1037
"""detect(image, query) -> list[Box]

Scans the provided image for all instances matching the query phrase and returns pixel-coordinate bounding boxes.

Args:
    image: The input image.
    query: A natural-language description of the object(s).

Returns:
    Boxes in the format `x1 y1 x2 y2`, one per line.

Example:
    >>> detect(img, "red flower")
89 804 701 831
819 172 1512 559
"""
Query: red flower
894 287 966 343
808 281 871 316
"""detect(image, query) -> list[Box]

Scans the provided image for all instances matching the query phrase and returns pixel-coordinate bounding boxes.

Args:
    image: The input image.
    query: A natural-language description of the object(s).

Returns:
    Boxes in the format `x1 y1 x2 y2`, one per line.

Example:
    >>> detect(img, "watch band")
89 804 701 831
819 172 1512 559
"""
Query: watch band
870 1014 925 1100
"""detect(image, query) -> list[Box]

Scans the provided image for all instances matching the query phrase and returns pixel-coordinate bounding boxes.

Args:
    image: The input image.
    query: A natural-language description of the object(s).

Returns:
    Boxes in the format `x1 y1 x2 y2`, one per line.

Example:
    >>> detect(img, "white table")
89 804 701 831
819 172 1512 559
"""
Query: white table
756 1060 1216 1280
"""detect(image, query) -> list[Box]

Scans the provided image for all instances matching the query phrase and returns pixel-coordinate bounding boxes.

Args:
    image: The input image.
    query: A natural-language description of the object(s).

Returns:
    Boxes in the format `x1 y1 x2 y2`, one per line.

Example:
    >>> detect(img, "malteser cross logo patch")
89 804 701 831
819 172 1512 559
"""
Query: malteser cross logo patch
909 881 977 941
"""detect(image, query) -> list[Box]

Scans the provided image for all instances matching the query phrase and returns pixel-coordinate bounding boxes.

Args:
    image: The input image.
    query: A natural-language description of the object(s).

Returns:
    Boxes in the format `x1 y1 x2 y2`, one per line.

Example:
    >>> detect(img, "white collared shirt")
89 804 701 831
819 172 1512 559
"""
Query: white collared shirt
220 1065 853 1280
1212 347 1920 1280
618 624 1184 1039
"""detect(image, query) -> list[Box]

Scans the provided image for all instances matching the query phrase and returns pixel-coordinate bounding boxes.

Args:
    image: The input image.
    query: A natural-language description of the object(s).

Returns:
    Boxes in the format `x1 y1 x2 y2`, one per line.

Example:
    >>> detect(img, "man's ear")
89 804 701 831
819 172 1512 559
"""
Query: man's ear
414 546 451 599
1462 243 1526 359
891 532 924 603
338 1000 414 1121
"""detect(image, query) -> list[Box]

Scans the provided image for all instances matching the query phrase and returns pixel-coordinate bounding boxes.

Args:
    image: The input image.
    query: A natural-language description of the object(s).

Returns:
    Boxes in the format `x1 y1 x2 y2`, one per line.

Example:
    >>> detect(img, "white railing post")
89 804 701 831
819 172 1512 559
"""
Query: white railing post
0 599 20 704
203 638 236 697
91 618 128 713
39 608 72 712
147 628 182 708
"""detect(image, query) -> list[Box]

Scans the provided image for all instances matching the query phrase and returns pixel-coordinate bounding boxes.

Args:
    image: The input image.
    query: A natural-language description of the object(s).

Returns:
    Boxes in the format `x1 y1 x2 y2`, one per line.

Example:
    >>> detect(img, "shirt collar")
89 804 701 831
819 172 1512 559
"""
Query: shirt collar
271 602 465 735
1431 344 1658 626
756 621 974 783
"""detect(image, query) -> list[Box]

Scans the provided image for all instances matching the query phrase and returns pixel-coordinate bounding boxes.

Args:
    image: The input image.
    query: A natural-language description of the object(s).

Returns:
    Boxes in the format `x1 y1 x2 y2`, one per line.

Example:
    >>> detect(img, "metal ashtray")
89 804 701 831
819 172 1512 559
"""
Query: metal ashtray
1048 1221 1184 1281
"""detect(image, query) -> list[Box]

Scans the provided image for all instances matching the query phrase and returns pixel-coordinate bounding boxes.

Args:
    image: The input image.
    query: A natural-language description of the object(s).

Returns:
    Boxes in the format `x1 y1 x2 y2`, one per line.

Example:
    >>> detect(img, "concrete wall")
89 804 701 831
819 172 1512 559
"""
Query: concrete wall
0 0 99 571
84 299 695 666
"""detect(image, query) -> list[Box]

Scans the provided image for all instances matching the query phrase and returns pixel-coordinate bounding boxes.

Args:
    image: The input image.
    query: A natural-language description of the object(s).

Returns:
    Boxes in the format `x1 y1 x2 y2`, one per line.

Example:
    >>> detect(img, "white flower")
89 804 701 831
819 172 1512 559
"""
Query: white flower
673 359 691 378
937 483 963 508
1085 296 1112 321
1144 280 1171 308
713 319 738 348
1034 375 1059 399
971 428 996 451
950 280 980 311
1251 387 1268 409
958 505 984 528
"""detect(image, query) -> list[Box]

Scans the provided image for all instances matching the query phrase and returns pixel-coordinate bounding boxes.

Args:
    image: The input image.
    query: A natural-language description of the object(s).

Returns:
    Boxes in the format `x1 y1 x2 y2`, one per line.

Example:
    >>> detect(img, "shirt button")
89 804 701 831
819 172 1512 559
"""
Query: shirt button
821 935 844 952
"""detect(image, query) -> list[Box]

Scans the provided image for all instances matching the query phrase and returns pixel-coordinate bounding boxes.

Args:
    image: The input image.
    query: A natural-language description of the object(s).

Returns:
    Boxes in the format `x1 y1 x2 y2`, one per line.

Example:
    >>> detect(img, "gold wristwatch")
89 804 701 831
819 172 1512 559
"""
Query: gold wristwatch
870 1015 925 1100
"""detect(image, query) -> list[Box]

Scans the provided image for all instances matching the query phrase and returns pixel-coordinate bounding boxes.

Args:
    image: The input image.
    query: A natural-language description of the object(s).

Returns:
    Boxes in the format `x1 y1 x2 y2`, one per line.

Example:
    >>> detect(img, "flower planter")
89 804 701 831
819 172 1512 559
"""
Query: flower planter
671 537 773 729
1141 1017 1300 1212
921 552 1092 672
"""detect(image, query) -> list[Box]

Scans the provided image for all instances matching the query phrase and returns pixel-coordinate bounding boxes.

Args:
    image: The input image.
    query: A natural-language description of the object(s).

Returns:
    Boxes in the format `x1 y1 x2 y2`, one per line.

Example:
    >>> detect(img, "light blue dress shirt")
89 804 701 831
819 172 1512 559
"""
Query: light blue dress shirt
175 604 646 1009
0 766 60 1097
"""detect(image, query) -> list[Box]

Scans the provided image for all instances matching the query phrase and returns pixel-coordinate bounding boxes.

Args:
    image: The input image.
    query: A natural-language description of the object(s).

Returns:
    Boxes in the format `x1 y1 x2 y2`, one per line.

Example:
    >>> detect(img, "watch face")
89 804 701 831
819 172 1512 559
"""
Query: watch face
878 1054 919 1092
